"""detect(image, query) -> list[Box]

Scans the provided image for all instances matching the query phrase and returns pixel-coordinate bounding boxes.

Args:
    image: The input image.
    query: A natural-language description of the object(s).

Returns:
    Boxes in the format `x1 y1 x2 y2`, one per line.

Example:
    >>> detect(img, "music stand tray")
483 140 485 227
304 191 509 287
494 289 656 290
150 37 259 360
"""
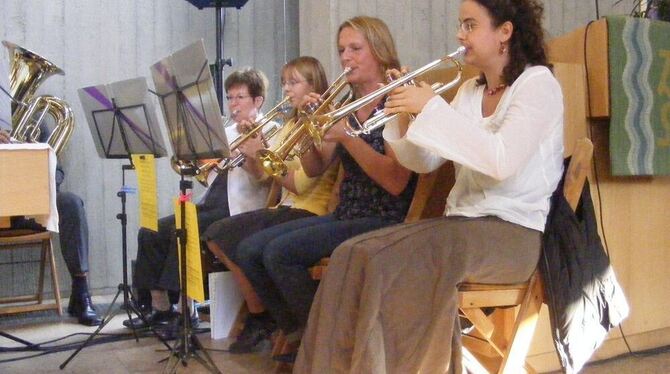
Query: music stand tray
79 77 167 159
151 40 227 374
184 0 249 9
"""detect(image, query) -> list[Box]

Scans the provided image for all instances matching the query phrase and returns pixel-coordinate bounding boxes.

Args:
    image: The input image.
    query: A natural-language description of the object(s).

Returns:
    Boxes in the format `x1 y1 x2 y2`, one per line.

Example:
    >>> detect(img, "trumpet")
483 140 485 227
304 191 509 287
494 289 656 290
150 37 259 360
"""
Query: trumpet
309 46 466 140
169 96 291 187
257 68 352 177
219 95 292 171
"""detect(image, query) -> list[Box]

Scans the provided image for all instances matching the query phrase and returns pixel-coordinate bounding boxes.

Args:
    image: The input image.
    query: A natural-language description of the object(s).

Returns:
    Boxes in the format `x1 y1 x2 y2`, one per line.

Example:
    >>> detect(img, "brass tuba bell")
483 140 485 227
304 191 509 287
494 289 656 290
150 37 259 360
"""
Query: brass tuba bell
3 40 74 155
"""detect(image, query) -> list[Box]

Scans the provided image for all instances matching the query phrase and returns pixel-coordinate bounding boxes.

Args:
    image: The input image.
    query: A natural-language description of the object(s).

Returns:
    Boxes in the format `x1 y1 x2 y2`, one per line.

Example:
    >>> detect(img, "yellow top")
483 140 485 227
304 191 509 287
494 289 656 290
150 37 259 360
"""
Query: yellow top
268 120 338 216
282 159 338 216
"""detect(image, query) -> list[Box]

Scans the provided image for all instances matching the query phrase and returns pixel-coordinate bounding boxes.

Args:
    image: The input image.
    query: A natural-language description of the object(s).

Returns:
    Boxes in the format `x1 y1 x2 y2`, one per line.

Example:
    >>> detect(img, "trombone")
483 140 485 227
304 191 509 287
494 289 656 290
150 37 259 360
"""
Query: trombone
257 68 352 177
308 46 466 141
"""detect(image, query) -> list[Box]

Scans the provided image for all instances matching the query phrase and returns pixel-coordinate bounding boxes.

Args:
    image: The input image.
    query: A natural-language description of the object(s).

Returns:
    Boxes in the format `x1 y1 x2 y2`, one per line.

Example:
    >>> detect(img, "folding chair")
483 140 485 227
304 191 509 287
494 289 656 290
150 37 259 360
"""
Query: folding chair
0 229 63 316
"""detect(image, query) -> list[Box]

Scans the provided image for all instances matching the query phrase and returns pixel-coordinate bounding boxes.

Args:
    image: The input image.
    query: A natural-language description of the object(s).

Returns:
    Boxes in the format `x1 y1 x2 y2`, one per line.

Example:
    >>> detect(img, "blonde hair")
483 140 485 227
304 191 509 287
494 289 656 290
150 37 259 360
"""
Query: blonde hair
337 16 400 73
281 56 328 95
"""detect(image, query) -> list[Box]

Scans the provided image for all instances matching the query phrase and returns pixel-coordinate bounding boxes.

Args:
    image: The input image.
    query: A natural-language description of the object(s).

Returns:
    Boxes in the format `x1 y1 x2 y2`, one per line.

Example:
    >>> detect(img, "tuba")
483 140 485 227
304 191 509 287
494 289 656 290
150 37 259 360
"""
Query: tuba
3 40 74 155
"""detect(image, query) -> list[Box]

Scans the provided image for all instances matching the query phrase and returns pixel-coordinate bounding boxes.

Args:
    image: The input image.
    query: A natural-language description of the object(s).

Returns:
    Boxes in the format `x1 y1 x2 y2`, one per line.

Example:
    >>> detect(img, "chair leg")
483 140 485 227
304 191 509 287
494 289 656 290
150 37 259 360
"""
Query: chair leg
37 240 48 304
498 277 543 374
46 239 62 316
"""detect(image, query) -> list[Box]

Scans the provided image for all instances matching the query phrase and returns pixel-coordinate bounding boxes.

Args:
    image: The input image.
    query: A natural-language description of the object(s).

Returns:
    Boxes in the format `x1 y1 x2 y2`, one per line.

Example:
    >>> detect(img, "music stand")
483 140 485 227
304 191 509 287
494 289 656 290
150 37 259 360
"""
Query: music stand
150 40 228 374
184 0 249 112
59 77 170 369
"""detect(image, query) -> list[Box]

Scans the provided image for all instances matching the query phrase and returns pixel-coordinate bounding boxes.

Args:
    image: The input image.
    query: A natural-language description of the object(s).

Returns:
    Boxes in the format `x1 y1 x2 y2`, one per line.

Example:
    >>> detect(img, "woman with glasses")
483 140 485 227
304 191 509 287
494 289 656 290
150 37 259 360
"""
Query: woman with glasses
296 1 564 372
233 16 417 362
126 68 274 331
202 56 339 353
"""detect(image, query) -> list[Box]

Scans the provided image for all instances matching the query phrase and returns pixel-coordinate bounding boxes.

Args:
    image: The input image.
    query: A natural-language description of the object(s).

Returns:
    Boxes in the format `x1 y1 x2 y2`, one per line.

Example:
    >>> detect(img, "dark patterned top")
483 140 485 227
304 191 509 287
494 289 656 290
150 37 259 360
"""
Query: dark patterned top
334 105 417 222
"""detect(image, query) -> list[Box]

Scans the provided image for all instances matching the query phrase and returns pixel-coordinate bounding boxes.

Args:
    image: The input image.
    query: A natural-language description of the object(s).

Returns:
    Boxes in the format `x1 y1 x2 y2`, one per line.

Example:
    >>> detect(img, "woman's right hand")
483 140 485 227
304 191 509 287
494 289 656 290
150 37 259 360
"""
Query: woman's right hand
300 92 322 113
0 129 10 144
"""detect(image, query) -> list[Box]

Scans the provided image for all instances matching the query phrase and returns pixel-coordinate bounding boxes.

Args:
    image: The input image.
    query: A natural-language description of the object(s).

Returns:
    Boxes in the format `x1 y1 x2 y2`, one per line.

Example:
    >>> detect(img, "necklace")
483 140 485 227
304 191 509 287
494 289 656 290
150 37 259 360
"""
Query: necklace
485 83 507 96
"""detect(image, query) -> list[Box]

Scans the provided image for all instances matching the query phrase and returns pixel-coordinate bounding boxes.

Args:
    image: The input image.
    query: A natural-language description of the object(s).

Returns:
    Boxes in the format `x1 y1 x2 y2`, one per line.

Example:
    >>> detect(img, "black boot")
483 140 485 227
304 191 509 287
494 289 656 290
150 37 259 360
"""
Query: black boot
68 291 102 326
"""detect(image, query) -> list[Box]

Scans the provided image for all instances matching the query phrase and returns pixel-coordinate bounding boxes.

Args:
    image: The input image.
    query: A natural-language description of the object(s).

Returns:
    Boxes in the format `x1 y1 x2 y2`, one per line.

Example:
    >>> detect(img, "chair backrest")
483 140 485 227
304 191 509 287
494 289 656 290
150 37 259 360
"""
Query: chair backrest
563 138 594 211
404 163 455 223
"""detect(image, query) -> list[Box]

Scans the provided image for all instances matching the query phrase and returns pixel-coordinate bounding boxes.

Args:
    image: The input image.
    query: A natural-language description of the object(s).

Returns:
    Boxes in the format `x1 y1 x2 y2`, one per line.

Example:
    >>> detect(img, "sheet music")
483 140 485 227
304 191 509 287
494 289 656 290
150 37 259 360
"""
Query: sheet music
150 40 228 161
0 46 11 131
77 77 167 158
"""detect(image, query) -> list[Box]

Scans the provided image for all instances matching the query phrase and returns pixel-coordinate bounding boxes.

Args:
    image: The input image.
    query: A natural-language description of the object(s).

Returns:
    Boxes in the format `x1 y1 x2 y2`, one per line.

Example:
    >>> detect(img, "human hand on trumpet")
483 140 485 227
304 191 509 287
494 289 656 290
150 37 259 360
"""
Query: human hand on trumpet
384 67 437 116
0 129 10 144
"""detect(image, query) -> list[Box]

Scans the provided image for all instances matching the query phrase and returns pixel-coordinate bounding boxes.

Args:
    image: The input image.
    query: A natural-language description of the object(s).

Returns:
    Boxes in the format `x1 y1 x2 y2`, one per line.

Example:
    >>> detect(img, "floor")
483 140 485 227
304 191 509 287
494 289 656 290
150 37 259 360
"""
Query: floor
1 296 669 373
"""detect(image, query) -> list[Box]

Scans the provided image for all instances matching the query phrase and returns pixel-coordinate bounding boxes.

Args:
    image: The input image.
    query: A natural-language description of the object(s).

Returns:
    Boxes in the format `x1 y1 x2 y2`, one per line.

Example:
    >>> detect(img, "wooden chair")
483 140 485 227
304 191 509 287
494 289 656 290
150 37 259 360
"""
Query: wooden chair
459 138 593 374
0 229 63 316
307 138 594 373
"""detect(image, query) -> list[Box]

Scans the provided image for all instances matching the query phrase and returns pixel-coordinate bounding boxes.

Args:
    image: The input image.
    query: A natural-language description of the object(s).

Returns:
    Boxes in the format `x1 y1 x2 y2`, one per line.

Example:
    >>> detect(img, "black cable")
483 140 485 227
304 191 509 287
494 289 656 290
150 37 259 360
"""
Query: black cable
595 0 600 19
582 19 637 357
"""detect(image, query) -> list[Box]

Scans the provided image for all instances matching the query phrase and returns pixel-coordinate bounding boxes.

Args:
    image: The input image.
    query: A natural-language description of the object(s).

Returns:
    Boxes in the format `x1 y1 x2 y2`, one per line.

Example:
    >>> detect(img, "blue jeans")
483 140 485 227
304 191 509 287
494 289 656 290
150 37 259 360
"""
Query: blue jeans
236 214 392 333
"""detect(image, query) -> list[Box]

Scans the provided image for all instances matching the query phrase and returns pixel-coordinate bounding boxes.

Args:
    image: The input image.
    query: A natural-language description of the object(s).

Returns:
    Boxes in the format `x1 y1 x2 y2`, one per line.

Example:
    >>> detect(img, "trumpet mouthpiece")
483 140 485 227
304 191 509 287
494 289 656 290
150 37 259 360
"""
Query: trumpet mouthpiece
451 46 466 58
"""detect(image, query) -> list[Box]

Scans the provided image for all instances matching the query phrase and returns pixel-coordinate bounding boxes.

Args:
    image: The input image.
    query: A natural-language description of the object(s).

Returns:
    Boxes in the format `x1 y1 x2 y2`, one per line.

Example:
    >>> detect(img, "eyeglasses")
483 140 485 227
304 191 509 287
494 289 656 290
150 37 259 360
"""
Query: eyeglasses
281 79 306 87
225 94 252 102
458 20 478 34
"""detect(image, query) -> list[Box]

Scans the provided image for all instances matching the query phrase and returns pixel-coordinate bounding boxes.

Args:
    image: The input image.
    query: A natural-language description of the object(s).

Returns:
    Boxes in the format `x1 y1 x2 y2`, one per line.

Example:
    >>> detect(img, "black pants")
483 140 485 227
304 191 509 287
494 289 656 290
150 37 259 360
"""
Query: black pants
134 207 230 292
9 191 89 277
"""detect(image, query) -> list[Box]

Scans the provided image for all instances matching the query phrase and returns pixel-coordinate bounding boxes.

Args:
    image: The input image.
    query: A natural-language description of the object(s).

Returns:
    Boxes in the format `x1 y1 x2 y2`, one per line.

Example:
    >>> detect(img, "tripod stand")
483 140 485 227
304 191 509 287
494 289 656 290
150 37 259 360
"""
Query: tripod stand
63 86 170 369
162 173 220 374
60 162 170 370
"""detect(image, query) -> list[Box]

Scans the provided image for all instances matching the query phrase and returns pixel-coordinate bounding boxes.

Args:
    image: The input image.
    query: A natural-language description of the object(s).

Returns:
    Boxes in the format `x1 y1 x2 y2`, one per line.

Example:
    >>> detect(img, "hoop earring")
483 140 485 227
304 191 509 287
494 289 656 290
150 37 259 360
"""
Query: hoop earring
499 42 507 55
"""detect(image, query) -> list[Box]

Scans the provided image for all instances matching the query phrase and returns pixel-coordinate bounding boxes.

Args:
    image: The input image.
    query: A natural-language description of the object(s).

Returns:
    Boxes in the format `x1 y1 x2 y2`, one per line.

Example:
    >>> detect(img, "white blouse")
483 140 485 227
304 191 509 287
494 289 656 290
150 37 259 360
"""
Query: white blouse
202 114 276 216
384 65 564 232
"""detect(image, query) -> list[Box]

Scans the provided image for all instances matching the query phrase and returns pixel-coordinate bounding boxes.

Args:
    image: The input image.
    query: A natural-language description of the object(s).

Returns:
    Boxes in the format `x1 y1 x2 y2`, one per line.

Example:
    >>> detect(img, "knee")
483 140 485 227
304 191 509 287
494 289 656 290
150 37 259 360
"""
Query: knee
57 192 84 213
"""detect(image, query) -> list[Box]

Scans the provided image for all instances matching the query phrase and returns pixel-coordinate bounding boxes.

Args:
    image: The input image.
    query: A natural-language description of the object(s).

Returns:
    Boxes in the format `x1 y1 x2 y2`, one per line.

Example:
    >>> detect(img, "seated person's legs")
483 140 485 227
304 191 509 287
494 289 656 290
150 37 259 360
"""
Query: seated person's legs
204 207 315 353
126 215 179 328
56 191 101 326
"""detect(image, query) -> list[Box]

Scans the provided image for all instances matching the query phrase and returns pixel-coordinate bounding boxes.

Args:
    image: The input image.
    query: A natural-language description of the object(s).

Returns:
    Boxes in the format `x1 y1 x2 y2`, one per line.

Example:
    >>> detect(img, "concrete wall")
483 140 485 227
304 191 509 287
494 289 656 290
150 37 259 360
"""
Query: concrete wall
298 0 636 79
0 0 299 296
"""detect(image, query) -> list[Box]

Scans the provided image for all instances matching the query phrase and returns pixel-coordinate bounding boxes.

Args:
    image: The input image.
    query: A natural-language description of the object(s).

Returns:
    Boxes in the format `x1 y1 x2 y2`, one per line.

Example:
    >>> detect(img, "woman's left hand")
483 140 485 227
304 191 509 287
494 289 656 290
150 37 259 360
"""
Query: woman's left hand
384 81 436 115
323 118 350 144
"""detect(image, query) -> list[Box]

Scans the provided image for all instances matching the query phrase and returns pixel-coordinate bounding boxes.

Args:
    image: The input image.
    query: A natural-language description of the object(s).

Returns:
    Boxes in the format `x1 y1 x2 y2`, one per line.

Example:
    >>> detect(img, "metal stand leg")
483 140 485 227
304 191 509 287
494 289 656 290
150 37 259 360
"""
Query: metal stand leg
60 164 170 370
161 176 220 374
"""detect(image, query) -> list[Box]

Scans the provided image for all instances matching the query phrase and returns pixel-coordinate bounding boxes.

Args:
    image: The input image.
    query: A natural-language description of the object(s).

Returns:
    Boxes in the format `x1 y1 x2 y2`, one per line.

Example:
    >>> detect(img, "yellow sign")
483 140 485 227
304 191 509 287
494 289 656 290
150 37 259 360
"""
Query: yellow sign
174 199 205 302
131 154 158 231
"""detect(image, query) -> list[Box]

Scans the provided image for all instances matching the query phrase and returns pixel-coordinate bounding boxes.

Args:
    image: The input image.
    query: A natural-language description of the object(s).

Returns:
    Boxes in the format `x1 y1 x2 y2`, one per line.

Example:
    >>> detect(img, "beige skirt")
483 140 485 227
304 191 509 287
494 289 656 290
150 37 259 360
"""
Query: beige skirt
295 215 541 374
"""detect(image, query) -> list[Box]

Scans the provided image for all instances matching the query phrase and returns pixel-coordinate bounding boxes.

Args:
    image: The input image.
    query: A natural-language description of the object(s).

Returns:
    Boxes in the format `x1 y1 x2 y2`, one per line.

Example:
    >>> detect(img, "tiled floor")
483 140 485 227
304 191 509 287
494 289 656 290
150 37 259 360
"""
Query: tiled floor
1 297 669 373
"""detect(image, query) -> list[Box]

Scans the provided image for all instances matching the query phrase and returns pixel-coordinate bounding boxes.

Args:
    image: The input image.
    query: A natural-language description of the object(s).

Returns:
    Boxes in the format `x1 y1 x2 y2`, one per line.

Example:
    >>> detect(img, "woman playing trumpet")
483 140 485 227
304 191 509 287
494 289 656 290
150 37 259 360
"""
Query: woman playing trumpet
297 1 564 372
202 56 339 353
231 16 416 361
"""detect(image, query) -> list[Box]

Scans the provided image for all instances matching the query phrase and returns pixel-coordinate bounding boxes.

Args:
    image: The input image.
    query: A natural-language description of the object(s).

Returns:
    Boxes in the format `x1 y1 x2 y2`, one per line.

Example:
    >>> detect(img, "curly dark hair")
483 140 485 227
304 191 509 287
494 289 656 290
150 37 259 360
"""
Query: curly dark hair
471 0 551 86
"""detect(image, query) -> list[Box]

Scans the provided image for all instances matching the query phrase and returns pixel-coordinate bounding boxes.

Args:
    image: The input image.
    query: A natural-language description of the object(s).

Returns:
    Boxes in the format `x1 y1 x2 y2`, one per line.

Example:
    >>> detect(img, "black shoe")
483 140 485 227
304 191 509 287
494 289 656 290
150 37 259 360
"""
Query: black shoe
122 305 155 329
67 292 102 326
228 314 276 354
273 352 297 364
152 304 180 325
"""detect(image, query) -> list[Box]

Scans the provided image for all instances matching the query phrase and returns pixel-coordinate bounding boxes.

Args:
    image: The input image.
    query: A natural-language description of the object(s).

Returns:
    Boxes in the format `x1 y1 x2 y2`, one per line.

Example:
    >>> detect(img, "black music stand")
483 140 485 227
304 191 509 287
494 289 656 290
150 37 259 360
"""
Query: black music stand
151 40 228 374
60 78 171 369
184 0 249 113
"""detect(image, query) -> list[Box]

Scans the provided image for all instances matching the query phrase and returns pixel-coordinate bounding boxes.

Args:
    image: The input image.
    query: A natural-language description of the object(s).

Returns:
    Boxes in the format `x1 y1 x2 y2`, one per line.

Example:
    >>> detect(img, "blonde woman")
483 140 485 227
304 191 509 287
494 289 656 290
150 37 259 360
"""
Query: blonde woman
203 56 338 353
